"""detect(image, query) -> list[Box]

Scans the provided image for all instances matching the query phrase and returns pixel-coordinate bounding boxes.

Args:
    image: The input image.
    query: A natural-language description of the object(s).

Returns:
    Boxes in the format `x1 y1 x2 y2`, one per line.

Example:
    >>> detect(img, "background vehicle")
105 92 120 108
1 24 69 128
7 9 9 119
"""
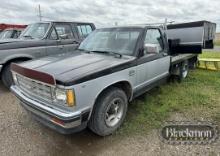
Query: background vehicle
0 28 24 39
0 21 96 88
0 23 27 32
11 21 216 136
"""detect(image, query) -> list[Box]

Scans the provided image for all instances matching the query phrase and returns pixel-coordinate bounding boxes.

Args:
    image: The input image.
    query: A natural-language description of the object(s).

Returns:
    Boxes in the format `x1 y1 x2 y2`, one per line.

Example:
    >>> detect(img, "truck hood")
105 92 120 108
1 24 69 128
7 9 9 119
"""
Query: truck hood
0 38 45 50
21 52 136 85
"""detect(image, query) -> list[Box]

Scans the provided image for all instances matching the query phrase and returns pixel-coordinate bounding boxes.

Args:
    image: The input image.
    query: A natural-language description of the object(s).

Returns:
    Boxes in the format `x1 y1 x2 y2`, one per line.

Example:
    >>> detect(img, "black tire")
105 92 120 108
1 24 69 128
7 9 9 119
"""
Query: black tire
177 60 189 82
2 61 22 89
188 58 197 70
88 87 128 136
2 64 14 89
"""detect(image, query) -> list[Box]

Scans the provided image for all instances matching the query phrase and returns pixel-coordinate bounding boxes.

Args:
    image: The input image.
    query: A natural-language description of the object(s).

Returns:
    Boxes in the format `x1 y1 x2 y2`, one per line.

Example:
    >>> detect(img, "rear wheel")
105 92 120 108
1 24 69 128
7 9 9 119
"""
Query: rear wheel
88 87 128 136
177 60 189 82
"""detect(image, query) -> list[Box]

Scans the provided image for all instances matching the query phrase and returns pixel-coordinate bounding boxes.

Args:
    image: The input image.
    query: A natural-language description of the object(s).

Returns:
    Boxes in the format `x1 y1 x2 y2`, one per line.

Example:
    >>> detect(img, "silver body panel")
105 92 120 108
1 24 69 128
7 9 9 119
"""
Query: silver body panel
61 55 170 114
135 56 170 91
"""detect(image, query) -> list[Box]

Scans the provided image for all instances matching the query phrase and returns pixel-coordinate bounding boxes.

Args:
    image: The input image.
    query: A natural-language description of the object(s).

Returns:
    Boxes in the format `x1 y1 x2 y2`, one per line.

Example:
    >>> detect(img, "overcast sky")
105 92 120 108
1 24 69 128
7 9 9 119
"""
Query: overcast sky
0 0 219 31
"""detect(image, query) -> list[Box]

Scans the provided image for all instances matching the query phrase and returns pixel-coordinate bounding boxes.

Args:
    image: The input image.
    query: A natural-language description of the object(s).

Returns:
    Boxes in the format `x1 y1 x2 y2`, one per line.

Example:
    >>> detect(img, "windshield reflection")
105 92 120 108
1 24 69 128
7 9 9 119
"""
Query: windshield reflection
79 28 141 56
20 23 50 39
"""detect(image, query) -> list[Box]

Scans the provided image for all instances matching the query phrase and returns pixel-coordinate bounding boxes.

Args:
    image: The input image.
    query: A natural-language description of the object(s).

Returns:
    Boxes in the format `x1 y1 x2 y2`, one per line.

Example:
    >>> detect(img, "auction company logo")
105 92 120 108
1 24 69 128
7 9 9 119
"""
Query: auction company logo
160 121 218 145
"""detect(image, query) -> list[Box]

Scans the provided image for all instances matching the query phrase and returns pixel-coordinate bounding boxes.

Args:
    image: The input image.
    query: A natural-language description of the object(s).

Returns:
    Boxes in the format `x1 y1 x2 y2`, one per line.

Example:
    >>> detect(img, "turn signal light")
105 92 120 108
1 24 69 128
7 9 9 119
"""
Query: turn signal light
66 90 75 107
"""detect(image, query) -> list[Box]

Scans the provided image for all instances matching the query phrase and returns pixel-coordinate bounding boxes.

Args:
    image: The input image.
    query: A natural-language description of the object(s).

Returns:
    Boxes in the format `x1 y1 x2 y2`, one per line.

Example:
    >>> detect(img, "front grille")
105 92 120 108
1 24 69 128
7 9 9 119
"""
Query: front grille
17 74 54 103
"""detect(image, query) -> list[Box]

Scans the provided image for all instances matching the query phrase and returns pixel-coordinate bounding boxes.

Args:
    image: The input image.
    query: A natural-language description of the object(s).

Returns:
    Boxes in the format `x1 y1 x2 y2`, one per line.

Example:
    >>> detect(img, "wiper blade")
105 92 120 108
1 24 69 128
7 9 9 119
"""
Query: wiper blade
90 50 122 58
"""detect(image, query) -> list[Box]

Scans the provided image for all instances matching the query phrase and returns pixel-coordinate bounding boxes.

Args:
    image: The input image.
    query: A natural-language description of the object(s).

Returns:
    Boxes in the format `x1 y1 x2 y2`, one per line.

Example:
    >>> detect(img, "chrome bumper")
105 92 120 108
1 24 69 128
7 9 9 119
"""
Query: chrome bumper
0 65 2 73
11 85 90 134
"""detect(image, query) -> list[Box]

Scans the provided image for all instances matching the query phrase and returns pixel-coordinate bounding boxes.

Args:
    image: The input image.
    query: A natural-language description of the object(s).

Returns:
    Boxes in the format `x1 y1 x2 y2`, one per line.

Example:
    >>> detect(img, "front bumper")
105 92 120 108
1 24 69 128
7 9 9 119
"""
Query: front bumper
0 65 2 73
11 86 90 134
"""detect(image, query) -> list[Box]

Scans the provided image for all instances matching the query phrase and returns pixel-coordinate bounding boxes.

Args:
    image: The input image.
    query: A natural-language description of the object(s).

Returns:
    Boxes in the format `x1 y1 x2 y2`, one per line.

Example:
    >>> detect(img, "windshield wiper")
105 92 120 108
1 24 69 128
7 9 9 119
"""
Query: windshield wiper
90 50 122 58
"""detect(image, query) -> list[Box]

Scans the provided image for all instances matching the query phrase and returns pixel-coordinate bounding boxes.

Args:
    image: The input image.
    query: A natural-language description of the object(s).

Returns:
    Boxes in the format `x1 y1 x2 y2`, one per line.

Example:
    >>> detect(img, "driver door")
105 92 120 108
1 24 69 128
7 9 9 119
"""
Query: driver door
135 28 170 91
46 23 79 56
54 23 79 53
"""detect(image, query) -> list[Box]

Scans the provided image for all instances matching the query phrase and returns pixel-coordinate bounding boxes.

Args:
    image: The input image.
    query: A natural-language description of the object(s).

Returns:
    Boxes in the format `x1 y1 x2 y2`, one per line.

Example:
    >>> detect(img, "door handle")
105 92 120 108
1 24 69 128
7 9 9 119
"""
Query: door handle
57 40 61 44
59 45 64 49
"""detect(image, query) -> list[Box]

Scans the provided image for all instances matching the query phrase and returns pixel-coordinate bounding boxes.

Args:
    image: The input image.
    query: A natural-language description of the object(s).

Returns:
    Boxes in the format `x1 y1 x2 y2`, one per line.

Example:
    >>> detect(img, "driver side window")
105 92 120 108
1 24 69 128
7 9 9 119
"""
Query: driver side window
54 24 74 40
49 28 58 40
144 29 164 54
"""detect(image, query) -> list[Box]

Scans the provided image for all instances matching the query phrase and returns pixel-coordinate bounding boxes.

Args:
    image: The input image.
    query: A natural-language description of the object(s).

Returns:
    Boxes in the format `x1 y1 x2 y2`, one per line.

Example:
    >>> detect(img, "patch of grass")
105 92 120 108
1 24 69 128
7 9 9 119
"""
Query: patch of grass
199 51 220 59
215 41 220 46
118 69 220 135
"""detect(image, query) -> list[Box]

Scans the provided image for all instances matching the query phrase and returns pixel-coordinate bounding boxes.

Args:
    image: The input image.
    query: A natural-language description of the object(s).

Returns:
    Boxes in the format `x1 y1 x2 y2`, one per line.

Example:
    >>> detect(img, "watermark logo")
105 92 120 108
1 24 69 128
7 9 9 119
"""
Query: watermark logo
160 121 218 145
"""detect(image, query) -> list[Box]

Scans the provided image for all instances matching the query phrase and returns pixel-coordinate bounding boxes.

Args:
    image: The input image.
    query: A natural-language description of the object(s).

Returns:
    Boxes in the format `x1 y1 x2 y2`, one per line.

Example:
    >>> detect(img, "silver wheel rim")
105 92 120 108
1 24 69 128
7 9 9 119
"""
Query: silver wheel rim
105 98 124 127
182 62 188 78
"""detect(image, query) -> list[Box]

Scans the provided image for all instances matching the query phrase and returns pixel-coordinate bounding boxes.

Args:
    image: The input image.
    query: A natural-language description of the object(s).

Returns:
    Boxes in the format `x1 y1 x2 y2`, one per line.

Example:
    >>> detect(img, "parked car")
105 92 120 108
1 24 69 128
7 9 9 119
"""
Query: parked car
0 23 27 32
11 21 216 136
0 21 95 88
0 28 24 39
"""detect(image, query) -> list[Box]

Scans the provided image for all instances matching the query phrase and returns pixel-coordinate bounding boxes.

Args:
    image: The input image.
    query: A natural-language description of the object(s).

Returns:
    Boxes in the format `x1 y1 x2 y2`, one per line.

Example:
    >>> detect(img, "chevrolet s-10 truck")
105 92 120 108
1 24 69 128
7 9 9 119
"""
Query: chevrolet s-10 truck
10 21 216 136
0 21 95 88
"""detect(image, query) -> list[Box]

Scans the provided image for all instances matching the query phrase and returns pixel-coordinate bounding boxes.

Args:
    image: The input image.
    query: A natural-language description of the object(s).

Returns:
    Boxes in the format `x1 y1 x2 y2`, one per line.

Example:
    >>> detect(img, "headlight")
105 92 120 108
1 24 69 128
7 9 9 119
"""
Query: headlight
55 88 66 101
55 88 75 107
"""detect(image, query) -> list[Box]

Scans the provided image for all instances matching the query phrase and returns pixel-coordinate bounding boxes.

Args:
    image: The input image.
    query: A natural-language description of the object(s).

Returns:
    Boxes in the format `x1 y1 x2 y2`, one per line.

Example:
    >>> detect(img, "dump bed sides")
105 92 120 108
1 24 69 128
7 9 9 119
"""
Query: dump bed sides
167 21 216 55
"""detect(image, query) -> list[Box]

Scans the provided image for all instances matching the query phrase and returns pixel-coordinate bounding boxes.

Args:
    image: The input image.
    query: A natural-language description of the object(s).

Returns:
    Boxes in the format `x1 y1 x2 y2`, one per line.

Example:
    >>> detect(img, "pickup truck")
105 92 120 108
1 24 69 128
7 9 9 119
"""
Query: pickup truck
0 21 95 88
10 21 216 136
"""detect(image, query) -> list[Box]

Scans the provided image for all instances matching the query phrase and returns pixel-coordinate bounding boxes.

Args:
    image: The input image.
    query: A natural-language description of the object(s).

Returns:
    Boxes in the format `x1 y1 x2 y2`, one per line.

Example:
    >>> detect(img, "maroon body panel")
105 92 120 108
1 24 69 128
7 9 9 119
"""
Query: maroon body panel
11 63 56 85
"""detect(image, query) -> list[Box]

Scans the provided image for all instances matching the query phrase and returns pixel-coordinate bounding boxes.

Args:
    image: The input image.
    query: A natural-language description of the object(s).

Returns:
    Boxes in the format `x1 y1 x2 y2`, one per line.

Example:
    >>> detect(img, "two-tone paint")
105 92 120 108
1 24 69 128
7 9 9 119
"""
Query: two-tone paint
11 25 172 133
11 22 215 134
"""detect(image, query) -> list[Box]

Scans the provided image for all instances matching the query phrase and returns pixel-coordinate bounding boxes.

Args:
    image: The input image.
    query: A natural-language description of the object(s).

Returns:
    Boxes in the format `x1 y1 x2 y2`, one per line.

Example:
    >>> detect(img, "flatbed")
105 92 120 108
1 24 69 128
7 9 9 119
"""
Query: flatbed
171 54 197 64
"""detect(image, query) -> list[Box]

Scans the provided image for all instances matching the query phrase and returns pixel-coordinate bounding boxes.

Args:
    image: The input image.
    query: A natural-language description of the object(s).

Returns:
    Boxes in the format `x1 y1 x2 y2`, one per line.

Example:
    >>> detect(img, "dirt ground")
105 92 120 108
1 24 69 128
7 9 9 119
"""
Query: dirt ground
0 82 219 156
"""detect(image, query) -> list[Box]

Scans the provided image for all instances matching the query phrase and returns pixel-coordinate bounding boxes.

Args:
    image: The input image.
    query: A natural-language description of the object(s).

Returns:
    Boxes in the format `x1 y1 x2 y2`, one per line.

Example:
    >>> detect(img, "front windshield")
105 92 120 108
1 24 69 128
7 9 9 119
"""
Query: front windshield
20 23 50 39
79 28 141 56
0 30 13 39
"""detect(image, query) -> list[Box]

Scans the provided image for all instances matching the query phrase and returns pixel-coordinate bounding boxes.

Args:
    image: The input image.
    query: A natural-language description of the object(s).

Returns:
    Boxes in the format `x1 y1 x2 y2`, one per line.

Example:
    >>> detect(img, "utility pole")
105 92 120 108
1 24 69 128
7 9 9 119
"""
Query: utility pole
38 4 42 21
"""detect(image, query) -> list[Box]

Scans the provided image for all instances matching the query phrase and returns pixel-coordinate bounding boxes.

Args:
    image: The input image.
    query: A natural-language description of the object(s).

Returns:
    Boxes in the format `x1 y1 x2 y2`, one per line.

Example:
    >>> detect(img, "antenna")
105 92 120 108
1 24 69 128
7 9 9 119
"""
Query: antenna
38 4 42 21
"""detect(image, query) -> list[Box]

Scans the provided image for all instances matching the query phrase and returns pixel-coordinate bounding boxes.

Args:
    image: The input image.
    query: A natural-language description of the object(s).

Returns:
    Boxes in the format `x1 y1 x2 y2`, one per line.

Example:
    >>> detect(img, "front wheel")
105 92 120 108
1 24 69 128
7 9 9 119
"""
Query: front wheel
88 87 128 136
2 64 14 89
2 61 22 89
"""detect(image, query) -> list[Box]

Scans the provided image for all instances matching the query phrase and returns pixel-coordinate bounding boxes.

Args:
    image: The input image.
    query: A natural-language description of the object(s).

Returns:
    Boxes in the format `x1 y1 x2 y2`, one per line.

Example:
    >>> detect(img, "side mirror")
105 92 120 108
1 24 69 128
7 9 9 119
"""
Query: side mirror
144 43 159 54
59 34 68 40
